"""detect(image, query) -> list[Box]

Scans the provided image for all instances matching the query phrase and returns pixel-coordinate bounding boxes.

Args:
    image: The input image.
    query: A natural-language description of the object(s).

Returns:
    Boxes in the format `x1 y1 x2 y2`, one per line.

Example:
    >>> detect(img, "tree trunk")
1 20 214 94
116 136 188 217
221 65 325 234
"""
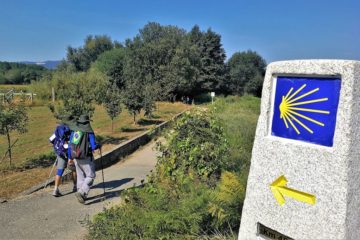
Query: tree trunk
5 128 12 167
133 113 136 125
111 119 114 133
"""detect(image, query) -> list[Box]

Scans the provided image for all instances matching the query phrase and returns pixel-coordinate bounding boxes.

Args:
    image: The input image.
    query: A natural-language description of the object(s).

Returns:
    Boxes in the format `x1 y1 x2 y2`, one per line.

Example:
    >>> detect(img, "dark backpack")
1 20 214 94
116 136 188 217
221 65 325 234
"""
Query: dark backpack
69 131 90 160
49 124 70 159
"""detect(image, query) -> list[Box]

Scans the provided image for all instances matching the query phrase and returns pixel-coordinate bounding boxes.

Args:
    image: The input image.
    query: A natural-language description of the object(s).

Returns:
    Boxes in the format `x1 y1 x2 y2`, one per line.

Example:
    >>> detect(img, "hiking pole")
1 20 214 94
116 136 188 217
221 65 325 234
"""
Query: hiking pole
99 147 106 199
44 158 58 189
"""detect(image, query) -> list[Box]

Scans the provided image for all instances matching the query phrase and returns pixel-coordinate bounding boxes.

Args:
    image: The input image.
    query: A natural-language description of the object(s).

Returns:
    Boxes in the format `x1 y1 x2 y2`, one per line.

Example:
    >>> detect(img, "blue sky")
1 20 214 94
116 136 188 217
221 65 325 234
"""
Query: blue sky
0 0 359 63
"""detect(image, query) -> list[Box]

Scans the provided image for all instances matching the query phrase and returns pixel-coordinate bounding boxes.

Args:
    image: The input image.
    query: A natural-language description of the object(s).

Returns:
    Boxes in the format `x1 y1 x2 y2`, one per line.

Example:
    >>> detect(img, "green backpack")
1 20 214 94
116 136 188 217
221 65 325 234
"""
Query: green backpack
70 131 90 159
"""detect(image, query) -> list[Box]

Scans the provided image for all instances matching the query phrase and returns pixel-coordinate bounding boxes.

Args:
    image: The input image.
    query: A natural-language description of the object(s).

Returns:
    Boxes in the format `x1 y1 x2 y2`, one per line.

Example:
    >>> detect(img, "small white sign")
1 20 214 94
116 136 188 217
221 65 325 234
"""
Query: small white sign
211 92 215 97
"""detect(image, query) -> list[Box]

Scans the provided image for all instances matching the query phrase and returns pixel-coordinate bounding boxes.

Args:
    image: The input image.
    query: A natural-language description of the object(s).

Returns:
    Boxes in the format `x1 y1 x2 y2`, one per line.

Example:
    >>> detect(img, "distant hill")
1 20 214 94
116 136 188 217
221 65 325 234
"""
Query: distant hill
20 60 61 70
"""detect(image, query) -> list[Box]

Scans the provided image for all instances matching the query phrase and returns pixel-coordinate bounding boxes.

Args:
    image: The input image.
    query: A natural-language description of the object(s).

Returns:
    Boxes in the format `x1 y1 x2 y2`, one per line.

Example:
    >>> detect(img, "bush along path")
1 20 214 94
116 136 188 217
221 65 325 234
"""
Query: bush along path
86 108 246 240
0 140 159 240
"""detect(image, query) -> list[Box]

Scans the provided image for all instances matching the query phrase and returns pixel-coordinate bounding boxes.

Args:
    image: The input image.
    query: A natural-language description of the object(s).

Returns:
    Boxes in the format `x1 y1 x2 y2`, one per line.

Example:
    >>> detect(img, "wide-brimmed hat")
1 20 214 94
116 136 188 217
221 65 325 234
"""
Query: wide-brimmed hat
78 115 90 124
61 114 77 130
75 114 93 133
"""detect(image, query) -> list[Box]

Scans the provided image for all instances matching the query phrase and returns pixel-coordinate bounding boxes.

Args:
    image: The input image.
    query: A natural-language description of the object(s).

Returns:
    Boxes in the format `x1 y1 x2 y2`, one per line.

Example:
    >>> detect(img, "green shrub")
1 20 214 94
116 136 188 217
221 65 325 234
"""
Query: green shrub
156 108 229 186
87 178 211 240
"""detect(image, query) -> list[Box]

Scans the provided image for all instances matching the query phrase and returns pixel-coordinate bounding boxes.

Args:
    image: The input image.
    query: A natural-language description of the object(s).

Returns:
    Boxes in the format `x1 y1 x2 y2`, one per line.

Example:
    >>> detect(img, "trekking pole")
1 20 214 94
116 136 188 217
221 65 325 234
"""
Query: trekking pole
44 158 58 189
99 147 106 198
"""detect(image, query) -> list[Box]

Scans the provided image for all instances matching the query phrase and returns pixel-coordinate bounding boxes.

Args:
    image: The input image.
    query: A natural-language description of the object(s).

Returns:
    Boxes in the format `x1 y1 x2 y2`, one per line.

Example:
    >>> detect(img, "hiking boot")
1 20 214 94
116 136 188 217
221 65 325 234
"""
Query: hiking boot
72 185 77 193
52 188 62 197
75 192 85 204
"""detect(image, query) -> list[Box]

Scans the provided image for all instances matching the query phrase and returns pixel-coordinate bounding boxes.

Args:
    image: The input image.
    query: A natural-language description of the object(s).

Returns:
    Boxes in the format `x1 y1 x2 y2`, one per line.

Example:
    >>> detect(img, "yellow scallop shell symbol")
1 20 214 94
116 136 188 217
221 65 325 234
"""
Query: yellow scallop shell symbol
279 84 330 134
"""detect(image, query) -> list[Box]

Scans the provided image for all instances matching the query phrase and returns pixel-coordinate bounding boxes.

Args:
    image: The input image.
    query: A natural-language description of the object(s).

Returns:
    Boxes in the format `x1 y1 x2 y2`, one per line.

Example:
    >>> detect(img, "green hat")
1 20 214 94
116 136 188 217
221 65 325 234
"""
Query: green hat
61 115 77 131
75 114 93 133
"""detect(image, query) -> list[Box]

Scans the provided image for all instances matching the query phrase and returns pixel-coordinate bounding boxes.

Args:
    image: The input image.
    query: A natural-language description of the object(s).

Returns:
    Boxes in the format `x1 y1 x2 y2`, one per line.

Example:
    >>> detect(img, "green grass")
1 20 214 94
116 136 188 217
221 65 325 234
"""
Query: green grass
212 95 260 181
0 84 30 92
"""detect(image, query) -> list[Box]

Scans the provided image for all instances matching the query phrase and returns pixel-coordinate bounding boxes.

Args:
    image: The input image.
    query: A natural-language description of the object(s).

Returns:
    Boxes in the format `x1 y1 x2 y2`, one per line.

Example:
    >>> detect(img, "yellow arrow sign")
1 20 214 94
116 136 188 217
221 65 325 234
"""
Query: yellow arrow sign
270 175 316 206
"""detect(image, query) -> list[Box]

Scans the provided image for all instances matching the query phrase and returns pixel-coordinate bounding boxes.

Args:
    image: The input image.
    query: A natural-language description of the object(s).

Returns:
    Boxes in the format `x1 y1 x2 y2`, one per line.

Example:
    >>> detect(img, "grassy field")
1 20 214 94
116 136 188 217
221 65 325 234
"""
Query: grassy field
0 102 191 198
212 95 260 181
0 84 30 92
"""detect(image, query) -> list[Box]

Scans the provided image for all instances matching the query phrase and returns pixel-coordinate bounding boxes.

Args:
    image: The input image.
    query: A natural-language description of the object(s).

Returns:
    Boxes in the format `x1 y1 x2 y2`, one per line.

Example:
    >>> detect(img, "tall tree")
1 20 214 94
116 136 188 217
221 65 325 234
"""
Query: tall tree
226 50 266 96
93 48 126 89
67 35 115 71
123 78 144 124
0 96 28 167
188 26 227 94
103 82 122 132
125 23 186 101
93 48 127 130
49 71 102 119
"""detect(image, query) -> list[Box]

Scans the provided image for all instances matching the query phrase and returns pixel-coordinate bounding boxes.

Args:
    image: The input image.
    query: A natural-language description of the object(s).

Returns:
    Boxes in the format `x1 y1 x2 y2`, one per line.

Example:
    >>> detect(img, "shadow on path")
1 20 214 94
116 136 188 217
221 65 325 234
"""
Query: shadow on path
85 190 123 205
92 178 134 190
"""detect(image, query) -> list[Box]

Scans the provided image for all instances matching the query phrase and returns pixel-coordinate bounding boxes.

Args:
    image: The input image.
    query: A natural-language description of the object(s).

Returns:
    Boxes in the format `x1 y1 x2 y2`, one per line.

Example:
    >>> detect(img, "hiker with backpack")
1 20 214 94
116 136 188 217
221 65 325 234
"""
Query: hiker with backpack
68 114 101 204
49 115 77 197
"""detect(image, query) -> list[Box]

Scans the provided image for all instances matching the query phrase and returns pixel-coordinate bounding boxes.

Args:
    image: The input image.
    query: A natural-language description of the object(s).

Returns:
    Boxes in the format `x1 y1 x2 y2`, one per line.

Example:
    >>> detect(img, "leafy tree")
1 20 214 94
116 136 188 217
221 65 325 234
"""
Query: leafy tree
4 69 22 84
93 48 126 89
103 82 122 132
188 26 227 94
123 79 144 124
0 61 47 84
142 83 157 117
165 36 200 97
125 23 187 101
67 35 115 71
226 50 266 96
0 96 28 167
48 71 102 119
0 73 6 84
93 48 127 130
244 73 264 97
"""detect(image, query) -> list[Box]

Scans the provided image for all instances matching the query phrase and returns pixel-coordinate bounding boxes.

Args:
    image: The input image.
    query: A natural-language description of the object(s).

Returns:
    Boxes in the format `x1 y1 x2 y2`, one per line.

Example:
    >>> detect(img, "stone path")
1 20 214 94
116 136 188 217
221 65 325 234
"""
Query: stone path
0 141 159 240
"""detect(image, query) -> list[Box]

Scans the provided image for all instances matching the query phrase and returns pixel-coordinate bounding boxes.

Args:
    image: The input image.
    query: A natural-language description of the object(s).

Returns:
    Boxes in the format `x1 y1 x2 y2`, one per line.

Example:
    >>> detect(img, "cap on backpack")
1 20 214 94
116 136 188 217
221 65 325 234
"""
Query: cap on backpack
61 114 77 131
76 114 93 133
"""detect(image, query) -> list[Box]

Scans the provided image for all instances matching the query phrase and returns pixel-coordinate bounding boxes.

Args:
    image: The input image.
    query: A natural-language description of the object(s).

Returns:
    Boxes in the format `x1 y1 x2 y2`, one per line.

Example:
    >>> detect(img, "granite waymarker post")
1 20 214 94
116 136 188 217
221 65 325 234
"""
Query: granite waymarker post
239 60 360 240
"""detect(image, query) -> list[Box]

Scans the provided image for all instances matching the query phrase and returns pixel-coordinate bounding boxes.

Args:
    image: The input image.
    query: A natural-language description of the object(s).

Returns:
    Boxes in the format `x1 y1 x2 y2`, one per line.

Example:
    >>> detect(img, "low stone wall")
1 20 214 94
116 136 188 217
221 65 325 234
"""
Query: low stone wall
21 111 186 196
94 118 171 170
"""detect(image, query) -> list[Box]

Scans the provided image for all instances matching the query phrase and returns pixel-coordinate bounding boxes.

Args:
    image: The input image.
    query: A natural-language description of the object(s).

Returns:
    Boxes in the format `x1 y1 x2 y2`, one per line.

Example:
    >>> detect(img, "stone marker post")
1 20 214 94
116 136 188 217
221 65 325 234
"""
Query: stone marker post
239 60 360 240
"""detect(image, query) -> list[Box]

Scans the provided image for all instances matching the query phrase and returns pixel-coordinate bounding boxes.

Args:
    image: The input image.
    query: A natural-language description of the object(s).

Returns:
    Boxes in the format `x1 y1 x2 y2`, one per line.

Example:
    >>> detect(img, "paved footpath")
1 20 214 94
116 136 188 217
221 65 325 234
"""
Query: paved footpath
0 141 159 240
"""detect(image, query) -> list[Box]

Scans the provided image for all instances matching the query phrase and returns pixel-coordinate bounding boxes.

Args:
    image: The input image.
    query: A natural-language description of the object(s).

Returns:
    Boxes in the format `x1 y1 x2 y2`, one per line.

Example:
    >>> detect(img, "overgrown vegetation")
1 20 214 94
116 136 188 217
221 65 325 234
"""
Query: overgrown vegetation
86 97 260 239
213 96 260 180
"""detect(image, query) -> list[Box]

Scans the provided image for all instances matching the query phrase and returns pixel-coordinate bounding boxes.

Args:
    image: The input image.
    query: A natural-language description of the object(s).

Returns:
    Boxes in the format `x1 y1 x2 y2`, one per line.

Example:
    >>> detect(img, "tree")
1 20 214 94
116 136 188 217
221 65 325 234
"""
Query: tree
67 35 115 71
226 50 266 95
4 69 22 84
125 23 187 101
142 83 157 117
93 48 127 131
165 36 200 97
123 79 144 124
93 48 127 89
0 96 28 167
49 71 102 119
188 26 227 94
103 82 122 132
